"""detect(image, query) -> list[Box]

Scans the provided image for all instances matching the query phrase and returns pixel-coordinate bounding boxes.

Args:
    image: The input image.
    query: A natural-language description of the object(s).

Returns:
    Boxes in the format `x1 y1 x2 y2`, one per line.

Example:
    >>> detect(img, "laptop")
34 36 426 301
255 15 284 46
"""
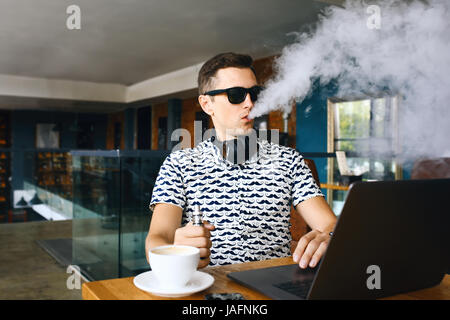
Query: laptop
227 179 450 300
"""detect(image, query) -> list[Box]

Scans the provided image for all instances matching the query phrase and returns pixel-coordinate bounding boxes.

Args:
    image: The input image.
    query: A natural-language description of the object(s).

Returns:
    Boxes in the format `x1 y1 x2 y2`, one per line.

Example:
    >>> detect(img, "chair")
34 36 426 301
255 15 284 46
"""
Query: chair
290 158 321 254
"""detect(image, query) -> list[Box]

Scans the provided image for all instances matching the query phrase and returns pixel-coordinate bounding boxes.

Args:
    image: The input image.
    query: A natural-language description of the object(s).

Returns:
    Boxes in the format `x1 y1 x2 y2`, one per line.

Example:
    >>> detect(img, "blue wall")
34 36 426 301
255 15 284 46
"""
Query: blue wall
11 110 107 149
296 81 337 186
10 110 108 190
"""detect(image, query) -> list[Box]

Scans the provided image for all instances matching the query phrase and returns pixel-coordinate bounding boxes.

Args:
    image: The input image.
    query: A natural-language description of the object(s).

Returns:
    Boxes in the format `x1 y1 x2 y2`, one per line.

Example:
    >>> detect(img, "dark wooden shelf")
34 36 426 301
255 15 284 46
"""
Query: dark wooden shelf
35 151 73 199
0 112 10 211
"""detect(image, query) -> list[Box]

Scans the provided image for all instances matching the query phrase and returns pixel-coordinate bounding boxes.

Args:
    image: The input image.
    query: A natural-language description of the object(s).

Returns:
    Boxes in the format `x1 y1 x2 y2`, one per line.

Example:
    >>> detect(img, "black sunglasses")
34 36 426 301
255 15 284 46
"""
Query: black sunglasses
204 86 263 104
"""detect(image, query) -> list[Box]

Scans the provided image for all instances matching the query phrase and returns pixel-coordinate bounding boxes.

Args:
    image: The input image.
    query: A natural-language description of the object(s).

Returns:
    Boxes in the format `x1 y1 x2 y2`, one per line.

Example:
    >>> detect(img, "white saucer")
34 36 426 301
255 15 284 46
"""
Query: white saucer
133 270 214 298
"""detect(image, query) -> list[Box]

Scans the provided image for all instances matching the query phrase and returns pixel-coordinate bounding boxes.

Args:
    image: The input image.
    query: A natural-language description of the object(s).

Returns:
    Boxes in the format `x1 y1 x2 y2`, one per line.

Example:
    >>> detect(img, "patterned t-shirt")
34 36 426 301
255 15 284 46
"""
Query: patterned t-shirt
149 136 323 266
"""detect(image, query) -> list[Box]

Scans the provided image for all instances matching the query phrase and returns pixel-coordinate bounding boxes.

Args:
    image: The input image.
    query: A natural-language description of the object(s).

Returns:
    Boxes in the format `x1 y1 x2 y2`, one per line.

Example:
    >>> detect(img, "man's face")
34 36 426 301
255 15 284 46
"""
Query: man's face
199 67 257 140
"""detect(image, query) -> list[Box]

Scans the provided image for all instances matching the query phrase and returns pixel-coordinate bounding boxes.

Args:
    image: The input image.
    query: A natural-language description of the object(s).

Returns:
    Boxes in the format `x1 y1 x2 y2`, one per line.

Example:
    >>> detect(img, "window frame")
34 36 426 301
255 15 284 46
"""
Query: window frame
326 94 402 207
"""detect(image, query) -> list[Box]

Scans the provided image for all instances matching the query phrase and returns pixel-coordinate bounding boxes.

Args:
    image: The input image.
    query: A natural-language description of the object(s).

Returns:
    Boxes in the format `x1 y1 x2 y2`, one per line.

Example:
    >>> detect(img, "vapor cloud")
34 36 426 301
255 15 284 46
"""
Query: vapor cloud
250 0 450 160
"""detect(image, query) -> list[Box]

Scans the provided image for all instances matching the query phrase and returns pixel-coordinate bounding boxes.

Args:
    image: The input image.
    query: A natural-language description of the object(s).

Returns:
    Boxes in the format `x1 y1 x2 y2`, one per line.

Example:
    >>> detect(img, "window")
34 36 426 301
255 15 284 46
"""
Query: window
157 117 168 150
327 95 402 213
77 122 95 149
114 122 122 149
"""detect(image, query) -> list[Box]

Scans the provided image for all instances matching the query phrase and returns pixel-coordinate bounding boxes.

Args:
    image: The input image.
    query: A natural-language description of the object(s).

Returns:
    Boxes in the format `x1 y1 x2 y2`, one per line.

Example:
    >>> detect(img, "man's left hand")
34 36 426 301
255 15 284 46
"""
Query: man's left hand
293 229 331 269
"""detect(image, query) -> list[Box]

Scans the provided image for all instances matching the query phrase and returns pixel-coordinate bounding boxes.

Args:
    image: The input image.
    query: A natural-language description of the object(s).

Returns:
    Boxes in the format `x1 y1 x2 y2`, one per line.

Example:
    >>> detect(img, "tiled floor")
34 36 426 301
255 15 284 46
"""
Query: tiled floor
0 220 86 300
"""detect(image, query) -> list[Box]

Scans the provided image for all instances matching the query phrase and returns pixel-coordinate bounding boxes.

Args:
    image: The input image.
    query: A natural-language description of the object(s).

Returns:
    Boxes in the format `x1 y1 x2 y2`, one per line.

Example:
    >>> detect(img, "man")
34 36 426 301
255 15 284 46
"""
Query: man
146 52 337 269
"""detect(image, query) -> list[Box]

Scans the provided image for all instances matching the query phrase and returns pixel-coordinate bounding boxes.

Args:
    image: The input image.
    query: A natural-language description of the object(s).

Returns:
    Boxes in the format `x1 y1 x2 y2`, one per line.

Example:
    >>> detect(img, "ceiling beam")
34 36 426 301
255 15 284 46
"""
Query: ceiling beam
0 61 204 110
0 74 126 103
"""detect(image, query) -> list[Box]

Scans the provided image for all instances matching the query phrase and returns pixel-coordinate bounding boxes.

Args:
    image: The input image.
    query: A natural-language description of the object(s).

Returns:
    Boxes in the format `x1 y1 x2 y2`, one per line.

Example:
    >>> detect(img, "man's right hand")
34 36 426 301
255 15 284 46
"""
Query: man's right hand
173 221 215 268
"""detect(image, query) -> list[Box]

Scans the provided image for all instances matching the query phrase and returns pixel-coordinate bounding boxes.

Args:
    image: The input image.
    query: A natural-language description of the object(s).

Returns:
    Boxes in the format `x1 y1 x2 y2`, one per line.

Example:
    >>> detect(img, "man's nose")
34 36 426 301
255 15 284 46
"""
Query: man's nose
242 93 254 109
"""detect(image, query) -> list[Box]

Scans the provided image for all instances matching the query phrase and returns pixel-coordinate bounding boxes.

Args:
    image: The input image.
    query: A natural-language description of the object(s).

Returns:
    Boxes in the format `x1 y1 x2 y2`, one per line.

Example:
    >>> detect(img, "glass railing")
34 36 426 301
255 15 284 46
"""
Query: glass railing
11 143 403 280
71 149 170 281
20 149 73 220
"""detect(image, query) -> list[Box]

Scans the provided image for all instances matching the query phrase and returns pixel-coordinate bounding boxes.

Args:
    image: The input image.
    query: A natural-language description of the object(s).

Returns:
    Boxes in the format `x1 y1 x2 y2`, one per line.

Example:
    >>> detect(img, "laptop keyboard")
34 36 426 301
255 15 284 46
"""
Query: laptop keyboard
273 280 314 299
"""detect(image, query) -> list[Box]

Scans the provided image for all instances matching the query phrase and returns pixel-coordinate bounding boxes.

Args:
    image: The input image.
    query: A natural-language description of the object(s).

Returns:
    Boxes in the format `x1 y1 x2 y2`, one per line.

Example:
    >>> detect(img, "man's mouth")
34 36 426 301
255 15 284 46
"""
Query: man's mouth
240 113 251 122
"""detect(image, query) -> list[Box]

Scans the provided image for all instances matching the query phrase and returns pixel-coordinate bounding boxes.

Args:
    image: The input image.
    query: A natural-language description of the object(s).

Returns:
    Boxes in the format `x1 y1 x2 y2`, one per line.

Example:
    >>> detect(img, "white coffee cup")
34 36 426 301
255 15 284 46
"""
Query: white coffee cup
149 245 200 290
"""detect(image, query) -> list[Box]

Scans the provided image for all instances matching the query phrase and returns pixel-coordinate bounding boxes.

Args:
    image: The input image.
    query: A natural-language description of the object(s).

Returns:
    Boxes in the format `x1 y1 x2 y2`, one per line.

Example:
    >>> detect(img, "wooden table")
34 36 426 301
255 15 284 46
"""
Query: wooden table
82 257 449 300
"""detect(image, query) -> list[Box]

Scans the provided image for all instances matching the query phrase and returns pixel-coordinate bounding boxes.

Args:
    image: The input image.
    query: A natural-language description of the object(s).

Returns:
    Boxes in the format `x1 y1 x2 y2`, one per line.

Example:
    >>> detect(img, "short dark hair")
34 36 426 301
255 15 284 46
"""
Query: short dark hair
197 52 256 95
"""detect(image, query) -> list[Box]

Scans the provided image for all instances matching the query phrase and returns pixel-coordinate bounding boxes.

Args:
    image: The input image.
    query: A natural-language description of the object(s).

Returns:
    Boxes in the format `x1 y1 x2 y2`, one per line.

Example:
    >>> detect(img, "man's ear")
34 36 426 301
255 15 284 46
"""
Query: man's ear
198 95 214 116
